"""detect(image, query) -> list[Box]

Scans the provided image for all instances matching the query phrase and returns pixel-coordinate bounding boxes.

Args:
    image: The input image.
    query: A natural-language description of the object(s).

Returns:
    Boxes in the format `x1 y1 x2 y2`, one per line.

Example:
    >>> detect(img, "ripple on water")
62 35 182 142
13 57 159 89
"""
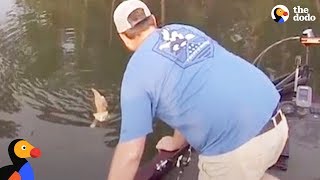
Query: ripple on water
16 78 120 126
0 119 20 139
0 0 121 147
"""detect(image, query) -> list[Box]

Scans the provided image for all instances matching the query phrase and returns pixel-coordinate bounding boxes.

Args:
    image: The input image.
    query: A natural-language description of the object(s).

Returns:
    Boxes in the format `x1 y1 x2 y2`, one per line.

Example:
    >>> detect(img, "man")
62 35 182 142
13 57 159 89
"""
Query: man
108 0 289 180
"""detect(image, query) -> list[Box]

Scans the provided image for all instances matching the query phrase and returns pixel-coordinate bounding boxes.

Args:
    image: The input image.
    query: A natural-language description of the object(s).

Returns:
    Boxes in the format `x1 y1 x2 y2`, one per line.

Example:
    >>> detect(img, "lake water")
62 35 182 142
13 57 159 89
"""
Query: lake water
0 0 319 179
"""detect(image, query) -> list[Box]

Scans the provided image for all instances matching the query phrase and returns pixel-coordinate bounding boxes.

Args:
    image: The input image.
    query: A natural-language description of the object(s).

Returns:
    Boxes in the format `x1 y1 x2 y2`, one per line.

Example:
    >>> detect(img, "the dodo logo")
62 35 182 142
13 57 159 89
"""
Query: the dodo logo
0 139 41 179
271 5 290 24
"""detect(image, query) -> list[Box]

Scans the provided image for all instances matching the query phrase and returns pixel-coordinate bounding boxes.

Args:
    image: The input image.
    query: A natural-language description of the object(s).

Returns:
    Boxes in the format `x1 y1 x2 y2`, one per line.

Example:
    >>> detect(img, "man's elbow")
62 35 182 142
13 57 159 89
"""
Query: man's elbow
116 137 145 161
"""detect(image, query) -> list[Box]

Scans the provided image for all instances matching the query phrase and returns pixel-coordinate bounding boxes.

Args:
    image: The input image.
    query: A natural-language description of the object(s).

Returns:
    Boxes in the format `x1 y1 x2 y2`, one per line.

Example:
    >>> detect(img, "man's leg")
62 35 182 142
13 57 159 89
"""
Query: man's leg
197 111 288 180
238 111 289 179
198 143 248 180
198 157 214 180
197 168 210 180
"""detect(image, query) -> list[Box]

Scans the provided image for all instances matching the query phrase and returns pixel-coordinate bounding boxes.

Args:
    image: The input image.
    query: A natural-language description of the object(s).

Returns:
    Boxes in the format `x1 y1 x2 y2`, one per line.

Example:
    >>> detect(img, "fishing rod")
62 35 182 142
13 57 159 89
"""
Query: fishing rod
254 28 320 100
134 28 320 180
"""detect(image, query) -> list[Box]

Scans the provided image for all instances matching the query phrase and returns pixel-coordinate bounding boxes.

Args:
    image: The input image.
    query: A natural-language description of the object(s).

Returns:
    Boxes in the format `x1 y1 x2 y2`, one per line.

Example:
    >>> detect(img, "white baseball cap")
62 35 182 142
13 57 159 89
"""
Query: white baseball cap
113 0 152 33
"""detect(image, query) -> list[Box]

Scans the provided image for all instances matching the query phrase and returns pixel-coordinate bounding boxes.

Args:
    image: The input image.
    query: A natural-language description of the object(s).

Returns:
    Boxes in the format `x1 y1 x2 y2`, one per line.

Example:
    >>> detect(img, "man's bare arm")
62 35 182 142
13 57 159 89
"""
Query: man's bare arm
108 136 146 180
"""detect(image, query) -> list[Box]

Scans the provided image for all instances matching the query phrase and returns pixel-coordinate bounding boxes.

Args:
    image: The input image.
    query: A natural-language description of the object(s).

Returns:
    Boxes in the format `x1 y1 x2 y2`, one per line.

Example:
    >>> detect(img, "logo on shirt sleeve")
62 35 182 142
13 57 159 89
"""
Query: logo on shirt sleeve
152 27 214 68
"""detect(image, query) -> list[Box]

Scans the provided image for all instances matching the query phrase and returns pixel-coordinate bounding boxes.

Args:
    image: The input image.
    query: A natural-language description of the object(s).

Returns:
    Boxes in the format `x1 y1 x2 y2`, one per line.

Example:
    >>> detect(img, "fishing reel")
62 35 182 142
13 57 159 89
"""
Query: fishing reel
155 159 169 172
155 146 192 172
175 146 192 180
176 146 192 168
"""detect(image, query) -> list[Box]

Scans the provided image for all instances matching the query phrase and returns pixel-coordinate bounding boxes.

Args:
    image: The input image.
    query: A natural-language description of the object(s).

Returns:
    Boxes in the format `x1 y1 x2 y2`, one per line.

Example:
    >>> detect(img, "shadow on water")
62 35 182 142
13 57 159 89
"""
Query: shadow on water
0 119 20 138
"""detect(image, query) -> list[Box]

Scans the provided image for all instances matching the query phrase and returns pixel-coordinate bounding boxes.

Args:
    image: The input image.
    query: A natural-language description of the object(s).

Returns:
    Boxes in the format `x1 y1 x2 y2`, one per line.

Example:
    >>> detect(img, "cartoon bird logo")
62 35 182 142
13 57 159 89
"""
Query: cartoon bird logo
0 139 41 180
271 5 290 24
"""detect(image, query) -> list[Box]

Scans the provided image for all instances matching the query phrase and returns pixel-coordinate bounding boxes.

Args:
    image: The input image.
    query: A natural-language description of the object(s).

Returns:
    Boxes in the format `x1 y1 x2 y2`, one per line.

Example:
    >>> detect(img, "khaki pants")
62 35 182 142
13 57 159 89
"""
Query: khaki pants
198 110 289 180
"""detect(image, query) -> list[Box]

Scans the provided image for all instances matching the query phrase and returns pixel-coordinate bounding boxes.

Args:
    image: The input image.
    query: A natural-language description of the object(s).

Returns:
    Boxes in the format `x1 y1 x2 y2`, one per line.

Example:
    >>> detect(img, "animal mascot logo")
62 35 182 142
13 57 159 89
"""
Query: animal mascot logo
0 139 41 180
271 5 290 24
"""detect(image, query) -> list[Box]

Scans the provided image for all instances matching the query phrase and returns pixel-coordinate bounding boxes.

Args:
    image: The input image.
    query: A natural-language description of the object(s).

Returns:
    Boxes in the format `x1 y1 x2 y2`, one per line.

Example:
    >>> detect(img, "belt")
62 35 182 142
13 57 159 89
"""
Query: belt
258 104 283 135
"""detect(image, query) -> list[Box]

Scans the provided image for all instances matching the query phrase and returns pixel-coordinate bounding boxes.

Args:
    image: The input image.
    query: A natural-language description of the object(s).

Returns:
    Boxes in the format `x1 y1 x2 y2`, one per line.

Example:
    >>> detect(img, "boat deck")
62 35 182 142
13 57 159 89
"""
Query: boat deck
162 102 320 180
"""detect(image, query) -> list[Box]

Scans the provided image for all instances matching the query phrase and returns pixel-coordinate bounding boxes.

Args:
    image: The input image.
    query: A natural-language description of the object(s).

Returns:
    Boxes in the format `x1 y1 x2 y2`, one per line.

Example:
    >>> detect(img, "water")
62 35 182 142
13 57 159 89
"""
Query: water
0 0 319 179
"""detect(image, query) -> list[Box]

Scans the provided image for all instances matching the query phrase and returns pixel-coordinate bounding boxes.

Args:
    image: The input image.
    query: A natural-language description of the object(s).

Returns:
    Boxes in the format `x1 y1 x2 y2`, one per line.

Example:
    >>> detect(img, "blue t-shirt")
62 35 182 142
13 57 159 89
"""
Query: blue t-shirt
119 24 280 156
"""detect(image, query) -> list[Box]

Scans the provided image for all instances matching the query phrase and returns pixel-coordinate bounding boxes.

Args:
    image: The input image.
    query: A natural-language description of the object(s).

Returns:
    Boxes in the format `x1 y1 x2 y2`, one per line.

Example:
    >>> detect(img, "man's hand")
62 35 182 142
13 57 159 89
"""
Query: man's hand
156 136 180 151
156 129 186 152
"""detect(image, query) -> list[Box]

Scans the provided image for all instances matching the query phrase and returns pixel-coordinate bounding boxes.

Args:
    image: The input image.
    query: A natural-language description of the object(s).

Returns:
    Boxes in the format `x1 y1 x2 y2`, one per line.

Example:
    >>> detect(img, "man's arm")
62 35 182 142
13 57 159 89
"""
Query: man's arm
107 69 153 179
108 137 146 180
